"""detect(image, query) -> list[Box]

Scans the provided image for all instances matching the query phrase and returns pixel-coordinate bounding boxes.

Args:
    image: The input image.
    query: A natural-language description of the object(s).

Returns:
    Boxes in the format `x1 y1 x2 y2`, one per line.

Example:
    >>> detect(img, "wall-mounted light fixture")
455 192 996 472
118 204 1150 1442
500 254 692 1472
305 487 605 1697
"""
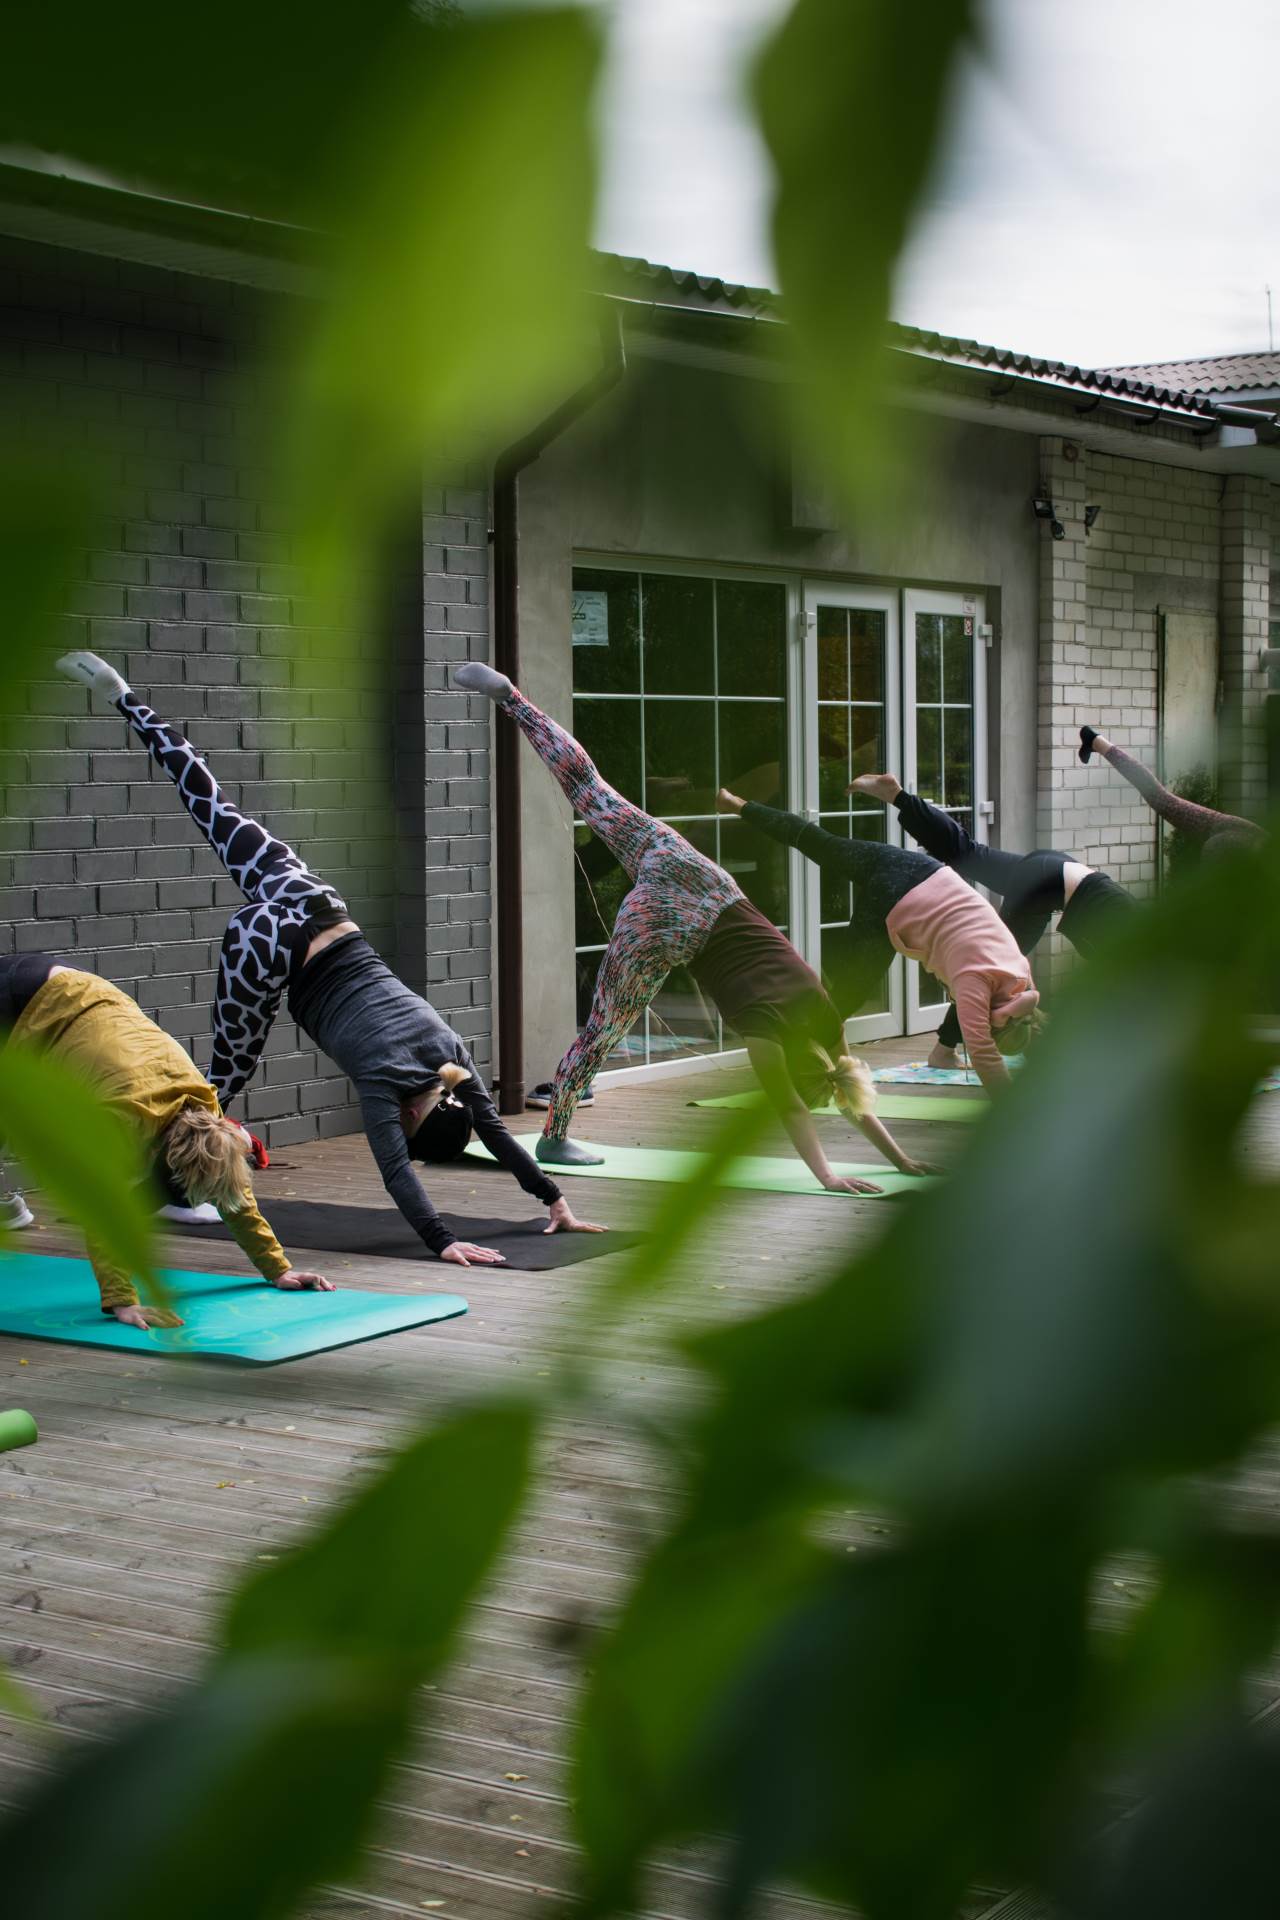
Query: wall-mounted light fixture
1084 504 1101 533
1033 492 1066 540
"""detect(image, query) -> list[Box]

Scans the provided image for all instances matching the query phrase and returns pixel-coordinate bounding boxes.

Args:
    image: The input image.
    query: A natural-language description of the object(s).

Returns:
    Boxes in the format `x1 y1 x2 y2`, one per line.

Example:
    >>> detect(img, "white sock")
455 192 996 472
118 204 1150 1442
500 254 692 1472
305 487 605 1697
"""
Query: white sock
57 650 129 704
453 662 513 702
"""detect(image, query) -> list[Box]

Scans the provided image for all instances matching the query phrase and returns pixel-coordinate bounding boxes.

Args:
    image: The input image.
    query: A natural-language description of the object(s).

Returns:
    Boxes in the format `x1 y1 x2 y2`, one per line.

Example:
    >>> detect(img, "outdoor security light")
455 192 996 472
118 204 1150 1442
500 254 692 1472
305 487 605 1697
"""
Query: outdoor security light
1032 493 1055 520
1084 503 1101 531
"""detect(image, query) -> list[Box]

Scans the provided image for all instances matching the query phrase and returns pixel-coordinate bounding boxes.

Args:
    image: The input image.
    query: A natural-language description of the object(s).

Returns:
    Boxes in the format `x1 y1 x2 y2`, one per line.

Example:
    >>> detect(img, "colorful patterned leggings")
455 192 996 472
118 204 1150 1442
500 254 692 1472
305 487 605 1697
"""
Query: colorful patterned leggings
1102 744 1264 852
503 689 741 1138
115 692 348 1104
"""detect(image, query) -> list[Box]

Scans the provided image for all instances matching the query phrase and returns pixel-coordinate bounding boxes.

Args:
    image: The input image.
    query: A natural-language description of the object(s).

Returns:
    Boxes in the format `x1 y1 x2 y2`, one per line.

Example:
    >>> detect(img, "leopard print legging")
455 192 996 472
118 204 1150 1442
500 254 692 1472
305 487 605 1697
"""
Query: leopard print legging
502 689 741 1138
116 692 347 1104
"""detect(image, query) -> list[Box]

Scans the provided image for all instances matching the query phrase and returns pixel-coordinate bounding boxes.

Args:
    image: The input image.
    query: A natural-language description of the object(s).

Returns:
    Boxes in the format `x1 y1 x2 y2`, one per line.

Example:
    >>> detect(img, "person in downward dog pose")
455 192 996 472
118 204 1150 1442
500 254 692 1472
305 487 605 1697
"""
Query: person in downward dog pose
848 772 1134 1069
57 651 602 1268
0 952 331 1328
716 790 1045 1094
453 663 930 1193
1078 726 1265 854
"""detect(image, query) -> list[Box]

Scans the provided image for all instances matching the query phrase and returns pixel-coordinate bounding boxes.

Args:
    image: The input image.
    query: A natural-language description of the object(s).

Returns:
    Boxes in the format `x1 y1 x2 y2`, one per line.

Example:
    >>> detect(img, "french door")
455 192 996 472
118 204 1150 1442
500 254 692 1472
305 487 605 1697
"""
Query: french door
800 583 989 1042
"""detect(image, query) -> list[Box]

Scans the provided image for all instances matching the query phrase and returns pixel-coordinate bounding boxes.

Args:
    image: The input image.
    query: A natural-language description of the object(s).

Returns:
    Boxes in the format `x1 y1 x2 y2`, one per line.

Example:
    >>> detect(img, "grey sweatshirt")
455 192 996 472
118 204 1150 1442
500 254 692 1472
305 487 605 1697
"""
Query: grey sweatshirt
288 933 559 1254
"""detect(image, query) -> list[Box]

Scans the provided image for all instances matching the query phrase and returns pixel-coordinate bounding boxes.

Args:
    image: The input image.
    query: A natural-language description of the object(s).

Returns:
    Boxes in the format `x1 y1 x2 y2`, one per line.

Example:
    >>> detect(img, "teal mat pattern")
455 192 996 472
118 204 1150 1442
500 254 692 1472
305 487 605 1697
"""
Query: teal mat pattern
466 1136 929 1199
0 1253 466 1365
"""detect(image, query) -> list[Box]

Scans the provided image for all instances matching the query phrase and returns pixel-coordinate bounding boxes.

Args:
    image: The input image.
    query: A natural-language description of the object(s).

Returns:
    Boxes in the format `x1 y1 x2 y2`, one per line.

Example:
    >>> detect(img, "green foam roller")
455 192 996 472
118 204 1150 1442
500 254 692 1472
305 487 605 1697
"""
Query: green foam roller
0 1409 37 1453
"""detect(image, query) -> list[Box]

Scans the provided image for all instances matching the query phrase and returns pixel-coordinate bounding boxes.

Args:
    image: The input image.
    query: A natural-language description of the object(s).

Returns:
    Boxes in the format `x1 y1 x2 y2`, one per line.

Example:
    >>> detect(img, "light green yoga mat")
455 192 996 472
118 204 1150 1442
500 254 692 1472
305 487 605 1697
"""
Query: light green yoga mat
466 1136 928 1198
689 1091 984 1123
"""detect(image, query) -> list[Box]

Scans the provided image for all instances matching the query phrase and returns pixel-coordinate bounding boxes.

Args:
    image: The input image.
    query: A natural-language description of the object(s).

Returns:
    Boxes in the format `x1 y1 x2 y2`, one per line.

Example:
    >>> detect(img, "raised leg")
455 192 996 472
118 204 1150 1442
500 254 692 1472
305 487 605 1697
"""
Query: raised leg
1082 730 1262 846
208 903 291 1105
499 687 668 879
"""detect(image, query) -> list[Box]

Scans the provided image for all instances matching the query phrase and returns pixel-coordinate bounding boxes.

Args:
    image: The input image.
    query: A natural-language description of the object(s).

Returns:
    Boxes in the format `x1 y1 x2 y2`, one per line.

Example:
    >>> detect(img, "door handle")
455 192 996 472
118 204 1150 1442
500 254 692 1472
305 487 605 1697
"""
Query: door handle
977 800 995 820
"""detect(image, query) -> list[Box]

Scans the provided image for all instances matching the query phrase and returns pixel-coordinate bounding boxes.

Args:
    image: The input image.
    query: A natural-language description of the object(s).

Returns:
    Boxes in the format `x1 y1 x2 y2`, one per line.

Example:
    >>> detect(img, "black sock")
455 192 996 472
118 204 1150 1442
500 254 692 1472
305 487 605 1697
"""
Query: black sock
1079 725 1098 765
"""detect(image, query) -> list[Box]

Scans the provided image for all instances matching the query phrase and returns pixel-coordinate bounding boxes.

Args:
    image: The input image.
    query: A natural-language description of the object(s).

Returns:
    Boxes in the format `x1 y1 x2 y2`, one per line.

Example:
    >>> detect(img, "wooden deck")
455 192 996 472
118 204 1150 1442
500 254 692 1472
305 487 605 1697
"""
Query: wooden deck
2 1036 1278 1919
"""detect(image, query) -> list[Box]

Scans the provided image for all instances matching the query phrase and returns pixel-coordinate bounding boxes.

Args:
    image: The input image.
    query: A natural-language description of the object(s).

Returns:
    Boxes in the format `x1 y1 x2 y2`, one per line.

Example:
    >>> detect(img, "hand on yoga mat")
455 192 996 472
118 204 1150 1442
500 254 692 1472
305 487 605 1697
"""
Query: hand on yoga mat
440 1242 507 1268
112 1303 185 1330
272 1269 336 1292
543 1197 607 1236
893 1157 938 1178
821 1174 883 1196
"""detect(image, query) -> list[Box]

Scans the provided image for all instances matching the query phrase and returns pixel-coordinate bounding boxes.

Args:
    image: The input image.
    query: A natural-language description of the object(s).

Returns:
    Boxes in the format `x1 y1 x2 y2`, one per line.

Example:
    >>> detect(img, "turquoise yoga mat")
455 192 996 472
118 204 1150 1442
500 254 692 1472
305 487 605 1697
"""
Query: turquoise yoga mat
690 1091 984 1123
0 1253 467 1366
466 1136 929 1199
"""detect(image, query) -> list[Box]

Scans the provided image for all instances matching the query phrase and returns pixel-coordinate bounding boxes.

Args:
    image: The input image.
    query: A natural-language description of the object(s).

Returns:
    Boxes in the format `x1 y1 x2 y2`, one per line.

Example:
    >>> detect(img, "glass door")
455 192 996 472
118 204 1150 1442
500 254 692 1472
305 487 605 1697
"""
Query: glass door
902 588 989 1035
800 585 903 1042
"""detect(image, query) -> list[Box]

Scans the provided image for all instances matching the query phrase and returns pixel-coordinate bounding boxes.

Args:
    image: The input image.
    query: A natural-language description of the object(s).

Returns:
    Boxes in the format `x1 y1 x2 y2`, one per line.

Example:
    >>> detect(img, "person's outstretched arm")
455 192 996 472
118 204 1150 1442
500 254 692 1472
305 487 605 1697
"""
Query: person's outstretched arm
950 979 1011 1094
359 1092 505 1267
744 1036 883 1193
460 1070 605 1234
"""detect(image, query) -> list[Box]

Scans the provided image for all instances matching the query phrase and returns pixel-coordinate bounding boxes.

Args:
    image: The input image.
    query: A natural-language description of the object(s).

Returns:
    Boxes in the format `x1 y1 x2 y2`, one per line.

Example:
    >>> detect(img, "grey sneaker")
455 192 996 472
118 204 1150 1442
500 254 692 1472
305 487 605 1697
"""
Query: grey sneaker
1 1195 35 1231
526 1081 594 1109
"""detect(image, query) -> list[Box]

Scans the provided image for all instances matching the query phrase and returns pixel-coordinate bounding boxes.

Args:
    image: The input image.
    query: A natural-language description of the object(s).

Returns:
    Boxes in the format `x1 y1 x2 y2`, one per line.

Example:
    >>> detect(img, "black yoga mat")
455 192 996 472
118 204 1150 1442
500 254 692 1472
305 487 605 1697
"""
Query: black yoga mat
169 1200 646 1271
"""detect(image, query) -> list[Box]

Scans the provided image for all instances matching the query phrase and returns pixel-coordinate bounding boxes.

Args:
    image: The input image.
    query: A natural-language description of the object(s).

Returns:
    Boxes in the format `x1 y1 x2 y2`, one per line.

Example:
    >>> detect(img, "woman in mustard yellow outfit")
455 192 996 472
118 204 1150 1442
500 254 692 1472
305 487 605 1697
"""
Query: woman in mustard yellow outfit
1 955 331 1329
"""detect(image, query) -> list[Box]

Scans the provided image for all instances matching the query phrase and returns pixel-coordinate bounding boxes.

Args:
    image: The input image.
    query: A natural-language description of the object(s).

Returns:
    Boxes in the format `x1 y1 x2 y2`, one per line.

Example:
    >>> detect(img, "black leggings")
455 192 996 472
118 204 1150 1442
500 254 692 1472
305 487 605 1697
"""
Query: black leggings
740 802 938 1016
894 791 1133 1046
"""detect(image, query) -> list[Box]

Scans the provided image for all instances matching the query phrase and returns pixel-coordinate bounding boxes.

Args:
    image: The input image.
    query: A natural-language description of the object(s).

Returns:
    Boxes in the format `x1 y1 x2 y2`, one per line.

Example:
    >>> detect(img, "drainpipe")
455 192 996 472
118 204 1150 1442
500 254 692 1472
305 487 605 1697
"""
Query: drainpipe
490 308 627 1113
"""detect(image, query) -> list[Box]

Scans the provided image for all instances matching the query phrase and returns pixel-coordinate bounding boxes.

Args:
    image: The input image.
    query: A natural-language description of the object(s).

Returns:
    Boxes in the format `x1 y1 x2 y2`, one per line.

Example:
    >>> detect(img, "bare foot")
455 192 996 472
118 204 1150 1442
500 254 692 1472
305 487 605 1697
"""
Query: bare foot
927 1042 961 1071
847 773 902 804
716 788 746 815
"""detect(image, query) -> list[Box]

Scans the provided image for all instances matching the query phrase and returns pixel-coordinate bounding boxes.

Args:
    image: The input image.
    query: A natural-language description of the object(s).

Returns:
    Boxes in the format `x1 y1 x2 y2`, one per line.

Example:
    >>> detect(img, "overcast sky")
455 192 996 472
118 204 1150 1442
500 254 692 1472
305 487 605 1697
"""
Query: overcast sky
591 0 1280 370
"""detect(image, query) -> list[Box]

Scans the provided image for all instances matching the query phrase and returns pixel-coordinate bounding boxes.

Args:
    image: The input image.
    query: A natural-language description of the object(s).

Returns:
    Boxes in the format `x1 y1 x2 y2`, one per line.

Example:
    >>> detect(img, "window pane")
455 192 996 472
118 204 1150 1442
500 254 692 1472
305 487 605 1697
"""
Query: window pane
717 580 786 698
644 699 716 810
647 966 721 1060
941 615 972 702
850 703 884 783
815 813 853 924
576 950 640 1066
719 813 788 925
850 610 884 703
642 574 714 695
943 708 973 812
916 613 941 701
916 707 942 801
574 697 642 805
571 568 640 694
574 829 629 945
817 605 848 700
719 699 786 807
817 707 850 807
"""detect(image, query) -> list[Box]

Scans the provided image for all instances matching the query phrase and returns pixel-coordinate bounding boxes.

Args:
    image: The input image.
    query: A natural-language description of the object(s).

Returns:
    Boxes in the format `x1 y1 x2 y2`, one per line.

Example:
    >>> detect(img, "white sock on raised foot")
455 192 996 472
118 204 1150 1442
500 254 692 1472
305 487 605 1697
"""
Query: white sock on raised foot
453 662 513 703
56 650 129 704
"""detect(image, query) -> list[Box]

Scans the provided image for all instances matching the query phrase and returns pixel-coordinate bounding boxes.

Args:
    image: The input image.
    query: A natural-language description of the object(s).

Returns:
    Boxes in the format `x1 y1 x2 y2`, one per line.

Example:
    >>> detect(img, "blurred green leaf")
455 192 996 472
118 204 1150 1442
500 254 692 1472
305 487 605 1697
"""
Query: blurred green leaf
752 0 980 506
0 1400 537 1916
0 1653 407 1920
290 7 603 542
0 1037 157 1299
574 1519 820 1912
227 1397 536 1674
0 456 93 733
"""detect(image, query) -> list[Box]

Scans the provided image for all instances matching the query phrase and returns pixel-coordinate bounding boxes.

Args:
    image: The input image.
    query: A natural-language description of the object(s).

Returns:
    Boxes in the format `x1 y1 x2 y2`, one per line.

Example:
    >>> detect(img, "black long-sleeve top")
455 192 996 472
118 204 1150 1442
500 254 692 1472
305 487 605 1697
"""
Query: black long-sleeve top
289 933 559 1255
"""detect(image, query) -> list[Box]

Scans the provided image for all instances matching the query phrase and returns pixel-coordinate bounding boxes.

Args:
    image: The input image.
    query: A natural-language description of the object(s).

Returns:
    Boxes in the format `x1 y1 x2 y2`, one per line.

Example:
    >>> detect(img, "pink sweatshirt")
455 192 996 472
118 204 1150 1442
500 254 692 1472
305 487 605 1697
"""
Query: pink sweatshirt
886 867 1038 1087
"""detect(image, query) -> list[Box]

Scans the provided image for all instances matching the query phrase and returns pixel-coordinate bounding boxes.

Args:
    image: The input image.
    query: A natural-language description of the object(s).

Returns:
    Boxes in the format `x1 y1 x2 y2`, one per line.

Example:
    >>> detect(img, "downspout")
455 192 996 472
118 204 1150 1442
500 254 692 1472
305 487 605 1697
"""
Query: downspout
490 308 627 1114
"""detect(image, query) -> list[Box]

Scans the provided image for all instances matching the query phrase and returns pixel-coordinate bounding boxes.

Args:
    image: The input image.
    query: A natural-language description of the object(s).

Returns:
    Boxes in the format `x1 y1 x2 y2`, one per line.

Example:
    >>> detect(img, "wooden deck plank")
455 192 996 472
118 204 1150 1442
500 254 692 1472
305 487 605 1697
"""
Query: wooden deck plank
4 1040 1279 1917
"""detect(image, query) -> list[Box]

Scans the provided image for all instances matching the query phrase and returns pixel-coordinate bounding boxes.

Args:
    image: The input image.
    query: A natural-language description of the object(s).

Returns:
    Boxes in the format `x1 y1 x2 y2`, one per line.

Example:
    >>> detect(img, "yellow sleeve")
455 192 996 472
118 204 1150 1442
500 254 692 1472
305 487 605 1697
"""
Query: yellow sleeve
219 1196 292 1282
85 1242 140 1314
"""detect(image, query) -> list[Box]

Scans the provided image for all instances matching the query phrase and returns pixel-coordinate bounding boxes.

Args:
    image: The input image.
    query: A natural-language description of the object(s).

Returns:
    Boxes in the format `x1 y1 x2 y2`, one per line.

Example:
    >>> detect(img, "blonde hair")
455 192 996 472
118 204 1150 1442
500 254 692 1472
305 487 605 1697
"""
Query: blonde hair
827 1051 876 1119
995 1009 1048 1058
163 1105 252 1215
426 1062 470 1110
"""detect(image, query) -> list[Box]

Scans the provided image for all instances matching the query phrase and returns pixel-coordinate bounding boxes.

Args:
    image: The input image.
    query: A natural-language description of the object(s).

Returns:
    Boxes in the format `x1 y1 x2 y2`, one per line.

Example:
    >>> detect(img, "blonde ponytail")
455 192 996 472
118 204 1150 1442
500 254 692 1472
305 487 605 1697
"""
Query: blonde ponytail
436 1063 470 1096
163 1105 253 1215
827 1052 876 1119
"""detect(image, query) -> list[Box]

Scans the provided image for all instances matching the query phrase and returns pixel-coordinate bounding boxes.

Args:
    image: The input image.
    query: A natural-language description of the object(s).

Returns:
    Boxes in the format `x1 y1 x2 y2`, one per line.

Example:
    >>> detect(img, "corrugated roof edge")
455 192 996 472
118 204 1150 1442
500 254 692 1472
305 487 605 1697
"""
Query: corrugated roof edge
594 251 1219 416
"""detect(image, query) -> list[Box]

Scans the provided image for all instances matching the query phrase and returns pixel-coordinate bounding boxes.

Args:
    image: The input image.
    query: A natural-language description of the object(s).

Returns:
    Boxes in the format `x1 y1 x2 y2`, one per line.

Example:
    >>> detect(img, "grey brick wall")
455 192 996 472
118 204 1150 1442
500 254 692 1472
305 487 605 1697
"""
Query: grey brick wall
0 232 494 1144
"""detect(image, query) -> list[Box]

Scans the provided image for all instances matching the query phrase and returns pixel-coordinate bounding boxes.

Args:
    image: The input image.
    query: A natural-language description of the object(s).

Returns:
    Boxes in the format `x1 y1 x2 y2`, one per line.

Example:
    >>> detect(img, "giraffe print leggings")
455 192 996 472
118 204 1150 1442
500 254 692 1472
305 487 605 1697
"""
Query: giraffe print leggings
502 689 741 1138
115 692 348 1104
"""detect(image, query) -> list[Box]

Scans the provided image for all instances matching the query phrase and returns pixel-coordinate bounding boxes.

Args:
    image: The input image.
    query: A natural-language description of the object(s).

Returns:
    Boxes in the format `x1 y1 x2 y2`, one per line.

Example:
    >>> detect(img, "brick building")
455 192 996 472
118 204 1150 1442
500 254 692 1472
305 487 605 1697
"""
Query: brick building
2 171 1278 1138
